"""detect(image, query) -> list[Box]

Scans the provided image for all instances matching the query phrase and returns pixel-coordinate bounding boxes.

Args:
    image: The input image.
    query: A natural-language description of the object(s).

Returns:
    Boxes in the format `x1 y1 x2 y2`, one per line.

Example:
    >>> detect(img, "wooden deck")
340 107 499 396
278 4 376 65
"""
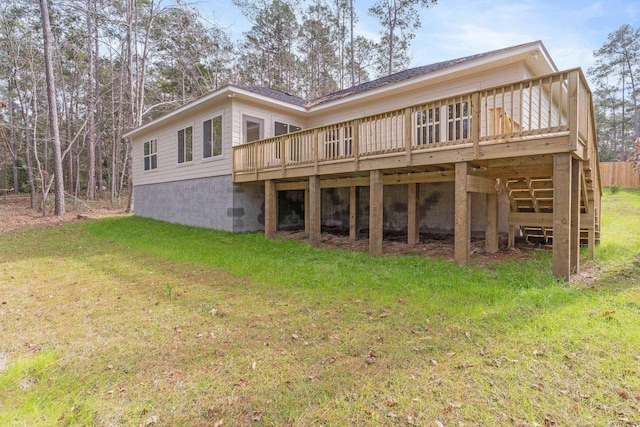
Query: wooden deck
232 69 601 279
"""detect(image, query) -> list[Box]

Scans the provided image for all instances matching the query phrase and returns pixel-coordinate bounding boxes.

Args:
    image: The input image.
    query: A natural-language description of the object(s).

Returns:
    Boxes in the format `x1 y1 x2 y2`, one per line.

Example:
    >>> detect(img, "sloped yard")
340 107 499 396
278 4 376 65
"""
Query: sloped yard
0 189 639 426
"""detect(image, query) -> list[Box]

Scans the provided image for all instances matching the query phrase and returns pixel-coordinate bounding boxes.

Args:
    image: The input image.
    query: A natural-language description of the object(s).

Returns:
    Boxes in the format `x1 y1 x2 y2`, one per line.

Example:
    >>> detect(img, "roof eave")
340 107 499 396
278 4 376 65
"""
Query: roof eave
123 85 307 139
230 87 308 112
123 86 234 139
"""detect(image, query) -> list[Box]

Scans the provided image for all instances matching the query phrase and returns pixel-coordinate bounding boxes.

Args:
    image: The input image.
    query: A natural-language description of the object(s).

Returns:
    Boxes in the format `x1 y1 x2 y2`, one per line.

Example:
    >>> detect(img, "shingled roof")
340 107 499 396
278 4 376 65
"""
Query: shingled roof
234 42 539 109
235 85 308 107
306 44 533 107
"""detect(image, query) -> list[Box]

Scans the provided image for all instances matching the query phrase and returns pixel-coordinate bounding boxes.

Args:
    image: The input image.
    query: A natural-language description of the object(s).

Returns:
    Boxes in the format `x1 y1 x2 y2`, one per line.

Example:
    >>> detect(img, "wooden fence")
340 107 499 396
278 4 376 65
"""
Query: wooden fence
600 162 640 188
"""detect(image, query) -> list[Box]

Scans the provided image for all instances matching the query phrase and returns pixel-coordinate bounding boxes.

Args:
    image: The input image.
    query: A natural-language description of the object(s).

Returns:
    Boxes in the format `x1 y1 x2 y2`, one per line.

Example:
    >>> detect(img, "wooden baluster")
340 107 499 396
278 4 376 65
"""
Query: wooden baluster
472 92 481 159
405 107 413 165
353 119 360 170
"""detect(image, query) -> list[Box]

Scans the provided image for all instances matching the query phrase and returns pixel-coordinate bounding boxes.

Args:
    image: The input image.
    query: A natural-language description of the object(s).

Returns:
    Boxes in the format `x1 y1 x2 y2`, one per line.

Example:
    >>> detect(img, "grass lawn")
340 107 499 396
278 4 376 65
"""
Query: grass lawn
1 189 639 426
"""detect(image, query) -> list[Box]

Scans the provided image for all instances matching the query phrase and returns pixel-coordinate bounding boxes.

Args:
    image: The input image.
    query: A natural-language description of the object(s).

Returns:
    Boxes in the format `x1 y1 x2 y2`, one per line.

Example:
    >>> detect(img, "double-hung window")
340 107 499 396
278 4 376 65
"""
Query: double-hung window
274 121 302 160
143 139 158 171
203 116 222 158
274 121 302 136
177 126 193 164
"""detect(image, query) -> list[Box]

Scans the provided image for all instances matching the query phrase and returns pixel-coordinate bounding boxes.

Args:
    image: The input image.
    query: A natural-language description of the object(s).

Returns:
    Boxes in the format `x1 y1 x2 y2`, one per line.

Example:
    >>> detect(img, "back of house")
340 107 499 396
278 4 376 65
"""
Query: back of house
123 40 601 279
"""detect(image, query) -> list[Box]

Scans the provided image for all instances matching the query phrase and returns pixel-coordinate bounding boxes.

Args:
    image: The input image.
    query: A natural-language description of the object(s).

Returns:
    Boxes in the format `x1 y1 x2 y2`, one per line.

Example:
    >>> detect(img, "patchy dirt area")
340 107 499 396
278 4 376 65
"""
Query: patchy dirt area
281 229 602 284
0 195 128 233
277 228 541 265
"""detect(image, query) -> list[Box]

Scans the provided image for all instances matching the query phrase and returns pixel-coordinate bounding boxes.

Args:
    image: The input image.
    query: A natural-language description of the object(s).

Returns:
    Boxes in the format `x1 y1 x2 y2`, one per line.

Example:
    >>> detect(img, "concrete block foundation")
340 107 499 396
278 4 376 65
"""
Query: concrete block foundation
133 175 264 232
134 177 509 237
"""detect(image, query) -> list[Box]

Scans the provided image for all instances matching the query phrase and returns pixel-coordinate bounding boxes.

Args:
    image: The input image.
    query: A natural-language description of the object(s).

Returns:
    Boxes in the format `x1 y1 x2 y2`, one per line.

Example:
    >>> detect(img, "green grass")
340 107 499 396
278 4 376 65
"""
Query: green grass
0 189 639 426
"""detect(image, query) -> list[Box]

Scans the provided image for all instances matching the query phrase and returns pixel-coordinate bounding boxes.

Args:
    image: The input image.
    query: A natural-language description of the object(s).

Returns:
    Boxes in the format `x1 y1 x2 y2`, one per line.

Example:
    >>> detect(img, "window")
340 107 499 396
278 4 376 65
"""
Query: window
203 115 222 158
275 121 303 159
143 139 158 171
274 121 302 136
243 115 264 143
447 101 469 141
324 127 340 158
322 125 352 159
177 126 193 163
416 107 440 145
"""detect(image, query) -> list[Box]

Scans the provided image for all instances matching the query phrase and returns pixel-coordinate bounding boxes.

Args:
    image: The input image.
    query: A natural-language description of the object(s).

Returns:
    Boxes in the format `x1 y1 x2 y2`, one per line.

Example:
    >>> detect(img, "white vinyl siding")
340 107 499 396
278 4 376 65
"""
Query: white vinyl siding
231 102 307 147
307 63 527 128
131 101 233 186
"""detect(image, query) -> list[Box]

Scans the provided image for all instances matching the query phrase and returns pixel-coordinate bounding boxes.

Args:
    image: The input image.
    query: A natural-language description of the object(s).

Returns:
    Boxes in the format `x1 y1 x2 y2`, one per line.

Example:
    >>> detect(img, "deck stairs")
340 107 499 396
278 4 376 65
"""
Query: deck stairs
504 161 600 245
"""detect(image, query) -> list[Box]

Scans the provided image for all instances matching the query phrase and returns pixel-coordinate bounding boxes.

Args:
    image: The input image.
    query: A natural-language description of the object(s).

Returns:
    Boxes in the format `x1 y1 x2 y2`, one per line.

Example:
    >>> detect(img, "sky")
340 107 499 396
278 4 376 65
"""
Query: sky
194 0 640 80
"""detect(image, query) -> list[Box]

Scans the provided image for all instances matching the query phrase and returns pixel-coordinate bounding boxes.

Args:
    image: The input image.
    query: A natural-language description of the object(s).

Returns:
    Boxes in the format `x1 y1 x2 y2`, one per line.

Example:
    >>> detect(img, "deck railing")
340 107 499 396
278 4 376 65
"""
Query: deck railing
233 69 594 177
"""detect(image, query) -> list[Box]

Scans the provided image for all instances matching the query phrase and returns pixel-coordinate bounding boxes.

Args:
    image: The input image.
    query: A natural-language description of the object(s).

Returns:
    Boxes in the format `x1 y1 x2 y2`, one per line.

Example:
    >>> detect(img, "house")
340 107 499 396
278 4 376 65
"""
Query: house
123 40 601 279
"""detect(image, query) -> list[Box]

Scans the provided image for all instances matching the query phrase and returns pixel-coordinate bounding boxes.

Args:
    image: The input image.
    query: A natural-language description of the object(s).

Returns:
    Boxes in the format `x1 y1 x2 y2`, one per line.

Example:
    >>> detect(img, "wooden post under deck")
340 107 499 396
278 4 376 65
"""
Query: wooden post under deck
553 153 572 279
570 157 581 273
407 183 419 245
265 179 277 239
588 207 596 260
369 170 384 256
508 226 516 249
454 162 470 266
349 186 358 240
309 175 321 247
304 188 310 235
485 193 499 253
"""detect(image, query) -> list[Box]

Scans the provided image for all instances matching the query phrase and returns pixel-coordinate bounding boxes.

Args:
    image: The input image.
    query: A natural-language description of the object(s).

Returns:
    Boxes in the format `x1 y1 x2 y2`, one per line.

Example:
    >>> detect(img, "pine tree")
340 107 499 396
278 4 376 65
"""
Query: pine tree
368 0 437 76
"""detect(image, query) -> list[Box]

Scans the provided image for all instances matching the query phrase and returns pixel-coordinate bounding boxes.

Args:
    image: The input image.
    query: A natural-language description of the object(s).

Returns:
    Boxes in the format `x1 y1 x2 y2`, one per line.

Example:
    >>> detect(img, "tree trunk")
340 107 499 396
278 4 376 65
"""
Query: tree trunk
14 73 36 208
621 69 626 160
86 0 96 200
39 0 65 215
126 141 133 213
624 55 639 141
7 78 19 194
350 0 355 87
25 127 36 208
95 20 103 199
111 42 125 204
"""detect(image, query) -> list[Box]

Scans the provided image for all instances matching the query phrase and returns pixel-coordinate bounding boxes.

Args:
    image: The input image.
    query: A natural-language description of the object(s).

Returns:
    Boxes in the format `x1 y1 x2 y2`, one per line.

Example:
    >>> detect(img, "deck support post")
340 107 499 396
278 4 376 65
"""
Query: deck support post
507 227 514 248
588 206 596 261
309 175 321 248
304 188 310 235
553 153 572 279
454 162 470 266
570 157 581 273
265 179 277 239
485 192 499 253
407 183 419 245
349 186 358 240
369 170 384 256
